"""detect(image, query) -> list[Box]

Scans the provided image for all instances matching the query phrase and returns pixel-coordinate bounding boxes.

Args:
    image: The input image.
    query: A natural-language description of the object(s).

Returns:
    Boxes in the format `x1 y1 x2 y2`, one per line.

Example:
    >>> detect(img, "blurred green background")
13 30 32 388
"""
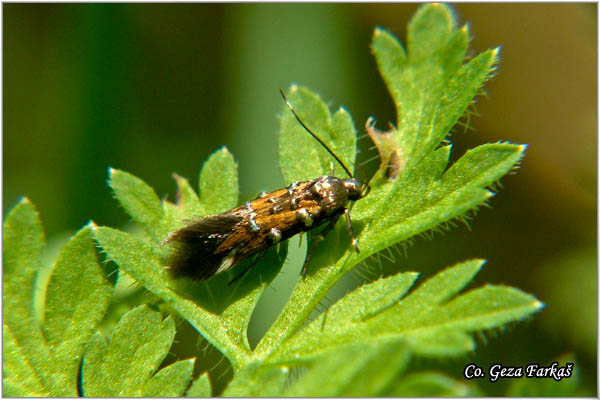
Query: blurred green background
4 3 596 396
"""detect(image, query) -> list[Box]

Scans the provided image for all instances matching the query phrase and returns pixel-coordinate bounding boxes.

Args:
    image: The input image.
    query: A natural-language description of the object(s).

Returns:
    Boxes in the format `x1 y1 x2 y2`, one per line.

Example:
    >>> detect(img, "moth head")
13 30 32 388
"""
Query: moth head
343 178 368 201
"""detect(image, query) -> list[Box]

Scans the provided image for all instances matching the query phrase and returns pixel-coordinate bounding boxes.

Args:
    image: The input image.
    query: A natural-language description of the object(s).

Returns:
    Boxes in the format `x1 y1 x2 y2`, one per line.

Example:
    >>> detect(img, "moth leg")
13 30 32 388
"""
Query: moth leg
344 208 360 253
302 209 344 277
227 249 268 286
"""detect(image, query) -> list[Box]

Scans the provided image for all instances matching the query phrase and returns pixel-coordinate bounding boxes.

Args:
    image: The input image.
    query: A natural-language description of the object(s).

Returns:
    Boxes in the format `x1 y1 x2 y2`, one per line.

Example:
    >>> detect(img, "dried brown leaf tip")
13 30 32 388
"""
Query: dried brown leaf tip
366 117 405 181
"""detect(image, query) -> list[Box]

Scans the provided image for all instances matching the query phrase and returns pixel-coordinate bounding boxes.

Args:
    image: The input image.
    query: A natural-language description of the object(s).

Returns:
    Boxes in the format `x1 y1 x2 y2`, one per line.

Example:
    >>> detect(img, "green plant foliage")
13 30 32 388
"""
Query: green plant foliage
2 200 196 397
3 199 112 396
108 168 168 242
198 147 239 215
259 3 529 359
3 4 551 397
269 260 541 363
95 151 289 371
388 371 483 396
81 305 194 397
221 363 290 397
283 341 410 397
186 372 212 397
91 4 543 396
506 354 586 397
279 86 356 183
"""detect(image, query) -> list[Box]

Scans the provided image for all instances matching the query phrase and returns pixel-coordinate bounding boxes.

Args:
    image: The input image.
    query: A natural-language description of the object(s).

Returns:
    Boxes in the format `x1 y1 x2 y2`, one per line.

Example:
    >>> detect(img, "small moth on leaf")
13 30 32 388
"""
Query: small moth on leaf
164 90 370 284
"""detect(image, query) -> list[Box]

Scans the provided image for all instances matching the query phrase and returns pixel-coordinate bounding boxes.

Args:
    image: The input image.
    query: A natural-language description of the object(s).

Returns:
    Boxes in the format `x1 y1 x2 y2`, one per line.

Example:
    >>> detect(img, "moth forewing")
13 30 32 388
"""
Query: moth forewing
164 90 369 283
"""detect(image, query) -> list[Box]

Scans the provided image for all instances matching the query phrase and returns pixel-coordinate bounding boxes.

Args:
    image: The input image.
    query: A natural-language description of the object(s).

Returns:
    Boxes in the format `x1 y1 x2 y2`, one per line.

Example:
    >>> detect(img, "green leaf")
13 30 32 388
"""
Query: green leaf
172 172 202 217
97 147 281 375
284 341 410 397
80 332 109 395
362 142 525 254
82 305 193 397
186 372 212 397
143 358 195 397
371 4 497 171
259 4 521 353
3 322 47 396
108 168 168 241
89 4 542 397
506 354 582 397
198 147 239 215
222 363 290 397
43 226 112 394
108 148 239 238
269 260 542 363
3 199 53 395
92 225 287 370
3 200 112 397
407 3 456 63
159 148 239 234
387 371 483 396
279 85 356 183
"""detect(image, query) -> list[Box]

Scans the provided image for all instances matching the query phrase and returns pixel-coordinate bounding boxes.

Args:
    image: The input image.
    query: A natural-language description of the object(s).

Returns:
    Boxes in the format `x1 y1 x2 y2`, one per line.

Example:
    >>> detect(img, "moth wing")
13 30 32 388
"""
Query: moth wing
165 213 242 280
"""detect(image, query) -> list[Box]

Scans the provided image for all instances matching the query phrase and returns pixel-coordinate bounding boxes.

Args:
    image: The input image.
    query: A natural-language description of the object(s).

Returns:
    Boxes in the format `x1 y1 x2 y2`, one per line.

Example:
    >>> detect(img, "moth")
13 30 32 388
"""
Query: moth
164 90 370 284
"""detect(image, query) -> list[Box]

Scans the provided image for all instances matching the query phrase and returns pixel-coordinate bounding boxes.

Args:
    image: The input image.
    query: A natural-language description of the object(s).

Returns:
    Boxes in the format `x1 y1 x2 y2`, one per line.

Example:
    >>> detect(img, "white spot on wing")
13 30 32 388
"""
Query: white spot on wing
216 255 235 274
216 247 239 274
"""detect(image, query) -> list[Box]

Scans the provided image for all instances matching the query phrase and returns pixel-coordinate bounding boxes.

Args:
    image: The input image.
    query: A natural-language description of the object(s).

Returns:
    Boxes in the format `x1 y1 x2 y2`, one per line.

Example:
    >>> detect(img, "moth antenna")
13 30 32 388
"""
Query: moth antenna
280 89 354 179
